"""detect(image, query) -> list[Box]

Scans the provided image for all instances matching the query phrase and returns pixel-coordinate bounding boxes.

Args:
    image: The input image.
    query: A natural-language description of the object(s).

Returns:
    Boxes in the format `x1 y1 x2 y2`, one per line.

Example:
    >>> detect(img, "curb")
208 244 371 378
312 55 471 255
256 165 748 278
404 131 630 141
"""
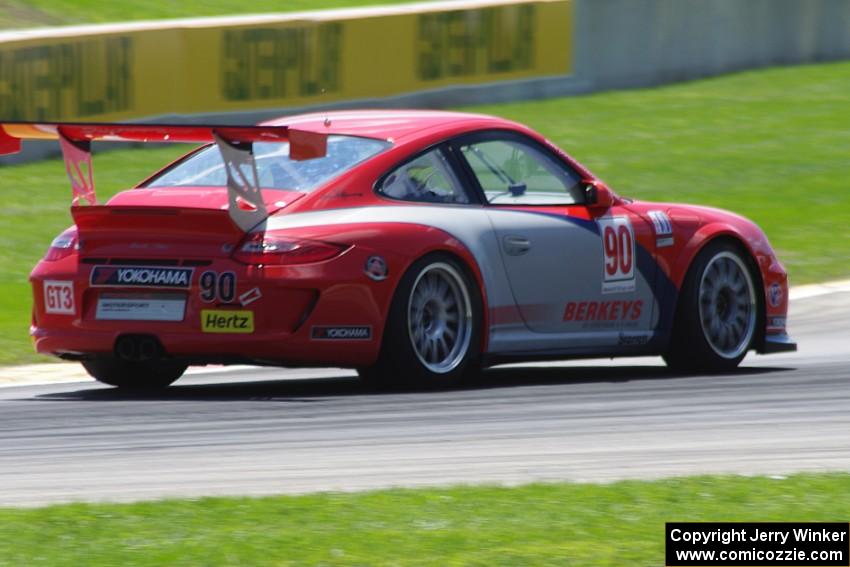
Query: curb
0 362 254 389
788 279 850 301
3 279 849 388
0 363 90 388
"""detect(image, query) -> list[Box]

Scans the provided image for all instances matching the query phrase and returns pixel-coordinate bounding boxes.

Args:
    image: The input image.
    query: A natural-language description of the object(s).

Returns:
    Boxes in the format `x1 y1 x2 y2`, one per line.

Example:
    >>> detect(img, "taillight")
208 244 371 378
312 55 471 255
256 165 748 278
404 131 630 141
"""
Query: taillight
232 233 347 266
43 229 78 262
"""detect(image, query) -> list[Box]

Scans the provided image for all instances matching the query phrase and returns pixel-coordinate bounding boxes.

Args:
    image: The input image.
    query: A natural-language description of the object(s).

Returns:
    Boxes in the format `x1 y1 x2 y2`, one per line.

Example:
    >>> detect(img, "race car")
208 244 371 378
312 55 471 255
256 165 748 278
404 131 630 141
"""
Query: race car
1 110 795 389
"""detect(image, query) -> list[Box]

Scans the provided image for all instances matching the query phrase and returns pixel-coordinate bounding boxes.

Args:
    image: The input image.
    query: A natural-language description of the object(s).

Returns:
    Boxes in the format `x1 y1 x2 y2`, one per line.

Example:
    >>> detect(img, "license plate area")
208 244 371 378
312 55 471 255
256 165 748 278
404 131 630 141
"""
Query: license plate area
95 292 187 322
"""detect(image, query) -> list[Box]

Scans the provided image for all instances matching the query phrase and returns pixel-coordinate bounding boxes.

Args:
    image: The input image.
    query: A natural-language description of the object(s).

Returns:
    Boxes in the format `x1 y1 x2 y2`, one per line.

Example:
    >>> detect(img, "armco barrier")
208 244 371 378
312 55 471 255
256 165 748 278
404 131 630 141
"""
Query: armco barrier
2 0 850 165
0 0 572 122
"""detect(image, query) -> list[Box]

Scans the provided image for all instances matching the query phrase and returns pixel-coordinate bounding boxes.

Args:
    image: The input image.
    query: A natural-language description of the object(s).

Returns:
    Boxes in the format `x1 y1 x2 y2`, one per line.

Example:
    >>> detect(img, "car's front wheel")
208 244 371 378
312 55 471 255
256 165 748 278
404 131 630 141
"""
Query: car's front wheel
82 359 187 390
360 253 483 388
664 241 759 373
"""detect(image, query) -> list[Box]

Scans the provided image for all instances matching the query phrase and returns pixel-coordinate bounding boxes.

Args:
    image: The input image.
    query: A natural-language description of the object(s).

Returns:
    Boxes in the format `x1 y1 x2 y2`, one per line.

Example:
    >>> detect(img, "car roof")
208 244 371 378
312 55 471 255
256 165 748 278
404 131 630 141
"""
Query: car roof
261 110 517 141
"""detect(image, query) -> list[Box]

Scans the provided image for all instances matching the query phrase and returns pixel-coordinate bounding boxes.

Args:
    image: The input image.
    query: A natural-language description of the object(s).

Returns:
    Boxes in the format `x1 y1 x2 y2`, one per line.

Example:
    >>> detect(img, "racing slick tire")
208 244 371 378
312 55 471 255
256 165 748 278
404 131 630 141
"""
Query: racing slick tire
664 240 760 373
359 253 483 389
82 359 187 390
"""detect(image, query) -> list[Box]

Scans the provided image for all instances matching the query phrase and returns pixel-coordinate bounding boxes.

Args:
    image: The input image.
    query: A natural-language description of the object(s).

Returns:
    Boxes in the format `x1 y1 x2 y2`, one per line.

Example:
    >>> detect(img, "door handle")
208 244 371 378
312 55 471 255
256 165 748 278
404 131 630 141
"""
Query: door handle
503 235 531 256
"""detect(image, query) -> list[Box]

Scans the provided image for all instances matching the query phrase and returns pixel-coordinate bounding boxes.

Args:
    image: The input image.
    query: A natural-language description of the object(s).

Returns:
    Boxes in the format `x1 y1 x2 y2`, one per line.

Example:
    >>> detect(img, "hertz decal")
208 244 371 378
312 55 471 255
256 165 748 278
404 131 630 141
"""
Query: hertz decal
0 0 572 121
201 309 254 333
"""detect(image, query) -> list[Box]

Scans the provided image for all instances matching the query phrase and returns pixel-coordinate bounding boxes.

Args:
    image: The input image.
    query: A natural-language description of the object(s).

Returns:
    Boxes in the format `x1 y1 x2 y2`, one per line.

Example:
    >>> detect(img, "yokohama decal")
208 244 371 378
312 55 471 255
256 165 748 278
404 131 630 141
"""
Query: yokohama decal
311 326 372 340
598 216 636 294
90 266 193 289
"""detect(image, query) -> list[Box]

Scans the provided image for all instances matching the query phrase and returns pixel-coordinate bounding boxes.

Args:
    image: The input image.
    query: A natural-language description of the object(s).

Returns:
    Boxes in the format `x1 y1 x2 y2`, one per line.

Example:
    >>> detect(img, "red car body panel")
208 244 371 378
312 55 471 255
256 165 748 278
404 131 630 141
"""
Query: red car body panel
30 216 487 367
6 110 792 368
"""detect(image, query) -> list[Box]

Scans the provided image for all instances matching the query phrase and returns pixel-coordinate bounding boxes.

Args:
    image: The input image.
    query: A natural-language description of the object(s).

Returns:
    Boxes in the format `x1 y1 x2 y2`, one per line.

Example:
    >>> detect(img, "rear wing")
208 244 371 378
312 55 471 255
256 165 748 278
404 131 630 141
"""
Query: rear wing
0 122 328 231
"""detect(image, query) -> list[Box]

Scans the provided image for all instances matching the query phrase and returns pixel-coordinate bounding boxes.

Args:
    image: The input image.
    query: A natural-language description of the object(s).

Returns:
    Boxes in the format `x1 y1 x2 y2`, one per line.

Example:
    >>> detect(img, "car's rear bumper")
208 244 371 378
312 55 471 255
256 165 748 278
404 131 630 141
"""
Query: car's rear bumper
29 248 393 368
757 332 797 354
30 324 383 367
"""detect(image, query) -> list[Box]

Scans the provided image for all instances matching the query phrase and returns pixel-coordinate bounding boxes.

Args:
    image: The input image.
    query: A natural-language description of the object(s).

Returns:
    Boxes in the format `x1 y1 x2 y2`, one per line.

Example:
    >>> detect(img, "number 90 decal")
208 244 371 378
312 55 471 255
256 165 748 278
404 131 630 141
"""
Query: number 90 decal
598 217 636 294
199 271 236 303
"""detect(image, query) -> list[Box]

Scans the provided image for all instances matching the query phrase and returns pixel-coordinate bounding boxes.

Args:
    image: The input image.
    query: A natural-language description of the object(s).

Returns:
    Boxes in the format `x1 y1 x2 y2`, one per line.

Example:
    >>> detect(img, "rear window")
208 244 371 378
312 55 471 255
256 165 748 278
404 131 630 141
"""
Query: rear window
145 135 390 192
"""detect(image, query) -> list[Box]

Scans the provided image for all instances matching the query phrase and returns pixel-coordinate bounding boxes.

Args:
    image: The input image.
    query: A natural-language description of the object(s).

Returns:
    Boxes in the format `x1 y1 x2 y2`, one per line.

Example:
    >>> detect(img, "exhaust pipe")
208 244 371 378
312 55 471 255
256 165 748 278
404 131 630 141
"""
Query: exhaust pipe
115 336 138 361
137 337 158 361
115 335 163 363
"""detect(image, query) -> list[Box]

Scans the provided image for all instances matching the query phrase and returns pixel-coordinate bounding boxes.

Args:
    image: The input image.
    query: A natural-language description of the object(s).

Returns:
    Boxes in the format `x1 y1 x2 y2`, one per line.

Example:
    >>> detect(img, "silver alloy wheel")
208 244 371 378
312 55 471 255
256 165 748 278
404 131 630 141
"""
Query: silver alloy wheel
698 251 757 360
407 262 473 374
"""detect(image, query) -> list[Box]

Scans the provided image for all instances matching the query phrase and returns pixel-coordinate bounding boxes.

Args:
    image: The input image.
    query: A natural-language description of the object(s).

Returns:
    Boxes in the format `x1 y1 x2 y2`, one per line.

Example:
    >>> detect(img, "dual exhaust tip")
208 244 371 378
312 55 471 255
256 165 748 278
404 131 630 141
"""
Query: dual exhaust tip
115 335 163 363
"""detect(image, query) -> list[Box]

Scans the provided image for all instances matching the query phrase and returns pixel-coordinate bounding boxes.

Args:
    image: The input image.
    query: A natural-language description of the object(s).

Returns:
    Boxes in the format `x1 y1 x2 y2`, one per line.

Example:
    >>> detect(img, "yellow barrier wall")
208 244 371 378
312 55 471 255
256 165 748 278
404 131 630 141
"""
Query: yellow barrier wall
0 0 572 121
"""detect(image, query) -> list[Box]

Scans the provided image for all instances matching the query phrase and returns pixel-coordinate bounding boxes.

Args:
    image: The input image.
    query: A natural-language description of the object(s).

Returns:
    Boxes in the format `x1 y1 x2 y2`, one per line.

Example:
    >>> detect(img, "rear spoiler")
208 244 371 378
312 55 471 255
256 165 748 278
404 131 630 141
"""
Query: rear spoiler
0 121 328 231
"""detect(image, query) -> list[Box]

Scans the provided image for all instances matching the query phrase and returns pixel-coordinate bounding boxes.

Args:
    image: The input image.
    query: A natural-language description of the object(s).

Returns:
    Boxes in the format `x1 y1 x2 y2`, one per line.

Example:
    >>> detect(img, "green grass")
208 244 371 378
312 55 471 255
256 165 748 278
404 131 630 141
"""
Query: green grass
1 474 848 566
2 61 850 364
0 0 429 29
0 144 190 364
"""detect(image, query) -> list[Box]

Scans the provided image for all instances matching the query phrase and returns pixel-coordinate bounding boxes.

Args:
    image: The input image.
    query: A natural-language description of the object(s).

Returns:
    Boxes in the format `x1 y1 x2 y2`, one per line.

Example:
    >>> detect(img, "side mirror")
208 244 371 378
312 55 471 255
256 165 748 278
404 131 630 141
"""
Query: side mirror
584 181 614 209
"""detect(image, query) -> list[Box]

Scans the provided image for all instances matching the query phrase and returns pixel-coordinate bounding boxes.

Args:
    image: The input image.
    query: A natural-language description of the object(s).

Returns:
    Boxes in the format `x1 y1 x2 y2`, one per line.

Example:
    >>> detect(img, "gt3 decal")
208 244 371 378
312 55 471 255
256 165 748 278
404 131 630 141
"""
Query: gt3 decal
598 217 636 294
44 280 75 315
200 309 254 333
90 266 193 289
311 326 372 340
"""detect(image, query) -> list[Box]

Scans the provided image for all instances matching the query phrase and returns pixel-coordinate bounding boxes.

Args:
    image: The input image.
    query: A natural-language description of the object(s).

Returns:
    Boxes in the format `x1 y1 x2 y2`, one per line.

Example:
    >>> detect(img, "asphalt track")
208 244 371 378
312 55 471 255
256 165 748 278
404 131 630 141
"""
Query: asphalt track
0 291 847 507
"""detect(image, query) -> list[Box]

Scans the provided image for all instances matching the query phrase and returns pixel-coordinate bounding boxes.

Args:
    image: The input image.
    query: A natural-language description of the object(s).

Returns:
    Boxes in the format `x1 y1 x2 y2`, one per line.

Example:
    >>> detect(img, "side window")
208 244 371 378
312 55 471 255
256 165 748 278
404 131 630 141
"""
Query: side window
460 139 583 205
378 148 470 204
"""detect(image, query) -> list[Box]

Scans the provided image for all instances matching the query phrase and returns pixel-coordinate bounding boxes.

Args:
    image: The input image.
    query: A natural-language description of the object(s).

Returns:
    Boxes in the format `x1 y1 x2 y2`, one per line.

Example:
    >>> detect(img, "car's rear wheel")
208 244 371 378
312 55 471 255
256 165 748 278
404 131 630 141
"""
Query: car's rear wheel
82 359 187 389
360 253 483 388
664 241 758 373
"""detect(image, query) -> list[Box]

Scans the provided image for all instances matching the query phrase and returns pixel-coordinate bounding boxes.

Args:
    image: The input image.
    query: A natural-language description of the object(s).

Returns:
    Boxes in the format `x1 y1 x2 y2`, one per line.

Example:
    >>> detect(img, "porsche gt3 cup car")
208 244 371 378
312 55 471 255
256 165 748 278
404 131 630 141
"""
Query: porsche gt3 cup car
1 111 795 389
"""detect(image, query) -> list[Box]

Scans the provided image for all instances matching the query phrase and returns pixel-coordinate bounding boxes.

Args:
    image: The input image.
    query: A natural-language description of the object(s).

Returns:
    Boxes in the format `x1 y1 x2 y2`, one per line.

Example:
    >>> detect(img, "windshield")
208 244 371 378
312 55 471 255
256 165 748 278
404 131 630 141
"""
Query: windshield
145 135 390 191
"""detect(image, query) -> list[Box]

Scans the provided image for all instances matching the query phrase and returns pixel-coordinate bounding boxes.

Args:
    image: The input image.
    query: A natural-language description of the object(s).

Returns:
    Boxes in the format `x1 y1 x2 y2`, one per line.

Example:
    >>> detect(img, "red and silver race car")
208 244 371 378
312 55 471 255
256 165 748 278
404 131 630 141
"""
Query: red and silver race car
1 111 795 389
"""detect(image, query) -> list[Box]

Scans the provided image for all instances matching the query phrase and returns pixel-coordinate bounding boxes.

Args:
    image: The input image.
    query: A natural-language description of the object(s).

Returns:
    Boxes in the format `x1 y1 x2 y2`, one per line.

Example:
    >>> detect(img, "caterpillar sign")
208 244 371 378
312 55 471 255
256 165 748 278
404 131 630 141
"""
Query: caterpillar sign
0 0 573 122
